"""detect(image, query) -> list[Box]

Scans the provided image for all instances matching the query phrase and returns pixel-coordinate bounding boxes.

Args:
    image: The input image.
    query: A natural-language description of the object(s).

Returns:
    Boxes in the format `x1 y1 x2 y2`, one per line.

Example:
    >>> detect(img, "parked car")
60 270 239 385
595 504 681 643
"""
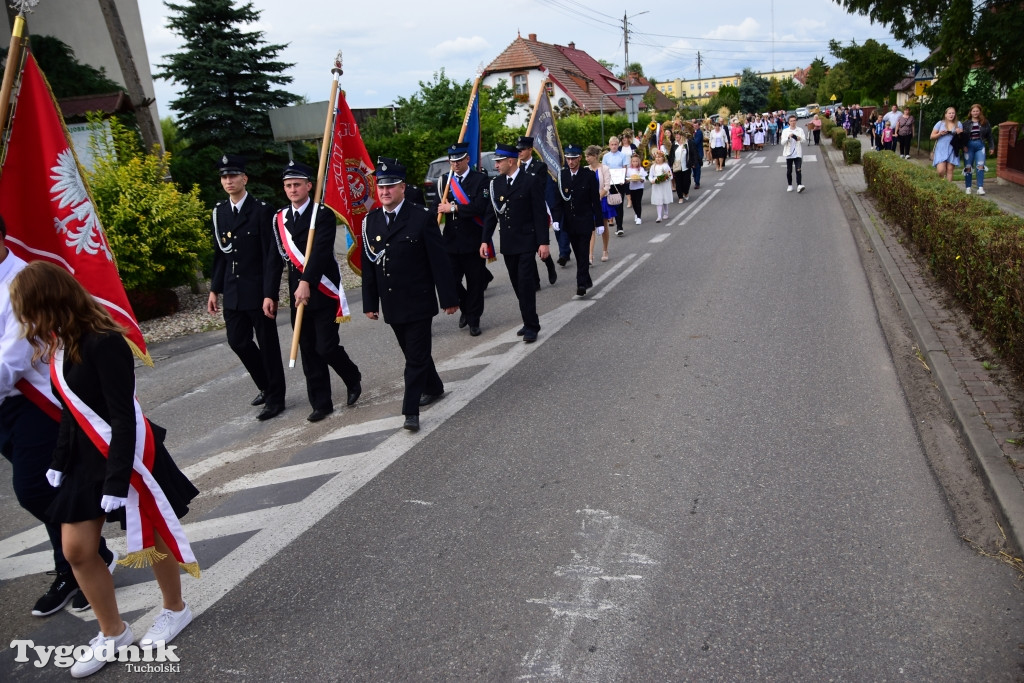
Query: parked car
806 103 820 114
795 107 810 119
422 151 497 210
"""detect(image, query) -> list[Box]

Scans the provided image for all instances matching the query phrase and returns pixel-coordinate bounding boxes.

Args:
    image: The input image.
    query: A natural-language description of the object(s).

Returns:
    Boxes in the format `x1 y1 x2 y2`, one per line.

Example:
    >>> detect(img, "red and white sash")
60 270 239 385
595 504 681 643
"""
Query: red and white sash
15 373 61 422
50 349 200 577
275 209 351 322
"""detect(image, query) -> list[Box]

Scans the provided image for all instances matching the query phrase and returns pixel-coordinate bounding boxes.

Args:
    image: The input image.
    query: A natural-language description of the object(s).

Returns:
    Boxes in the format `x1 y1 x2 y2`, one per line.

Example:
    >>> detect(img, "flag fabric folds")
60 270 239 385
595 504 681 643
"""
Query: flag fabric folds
323 91 376 276
526 84 564 183
462 85 481 170
0 53 149 362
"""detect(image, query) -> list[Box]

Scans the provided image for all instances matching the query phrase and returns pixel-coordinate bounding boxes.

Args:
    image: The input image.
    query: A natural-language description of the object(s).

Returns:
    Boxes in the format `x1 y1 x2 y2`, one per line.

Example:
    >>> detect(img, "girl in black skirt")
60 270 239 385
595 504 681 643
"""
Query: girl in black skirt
11 262 199 678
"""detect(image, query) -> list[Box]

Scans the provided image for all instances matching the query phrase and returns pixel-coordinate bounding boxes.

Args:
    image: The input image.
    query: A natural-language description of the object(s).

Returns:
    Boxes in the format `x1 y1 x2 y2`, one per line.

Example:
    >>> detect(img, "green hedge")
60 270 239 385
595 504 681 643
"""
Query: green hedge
863 151 1024 371
832 128 847 147
843 138 861 165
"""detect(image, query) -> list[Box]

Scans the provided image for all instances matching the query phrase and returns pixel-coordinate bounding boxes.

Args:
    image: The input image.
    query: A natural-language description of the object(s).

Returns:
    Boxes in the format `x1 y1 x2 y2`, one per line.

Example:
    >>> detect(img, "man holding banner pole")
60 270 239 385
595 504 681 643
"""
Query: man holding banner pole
437 142 491 337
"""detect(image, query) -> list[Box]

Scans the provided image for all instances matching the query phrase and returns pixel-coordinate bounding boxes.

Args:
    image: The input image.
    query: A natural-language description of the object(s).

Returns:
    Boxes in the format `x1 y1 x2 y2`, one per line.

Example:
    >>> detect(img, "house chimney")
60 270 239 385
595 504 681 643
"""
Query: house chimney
528 33 537 42
568 42 575 50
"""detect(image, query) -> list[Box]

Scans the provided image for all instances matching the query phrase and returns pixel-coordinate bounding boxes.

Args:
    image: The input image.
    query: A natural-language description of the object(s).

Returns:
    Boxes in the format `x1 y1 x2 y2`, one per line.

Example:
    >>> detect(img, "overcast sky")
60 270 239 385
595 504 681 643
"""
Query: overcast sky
137 0 928 119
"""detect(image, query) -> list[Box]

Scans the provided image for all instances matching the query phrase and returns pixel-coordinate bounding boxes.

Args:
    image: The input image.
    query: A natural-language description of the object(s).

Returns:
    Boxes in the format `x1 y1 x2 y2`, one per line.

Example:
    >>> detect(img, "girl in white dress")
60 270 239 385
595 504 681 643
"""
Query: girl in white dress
648 150 673 222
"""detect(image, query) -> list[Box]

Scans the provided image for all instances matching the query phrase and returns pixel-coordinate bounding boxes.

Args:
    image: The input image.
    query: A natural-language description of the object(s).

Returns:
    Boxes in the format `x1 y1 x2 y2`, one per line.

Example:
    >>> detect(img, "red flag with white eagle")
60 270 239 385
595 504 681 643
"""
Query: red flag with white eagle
322 90 376 277
0 52 150 363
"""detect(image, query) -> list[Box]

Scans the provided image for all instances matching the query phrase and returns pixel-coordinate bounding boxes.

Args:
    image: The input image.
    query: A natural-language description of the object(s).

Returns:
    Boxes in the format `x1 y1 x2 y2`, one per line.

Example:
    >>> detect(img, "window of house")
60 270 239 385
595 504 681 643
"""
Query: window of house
513 73 528 96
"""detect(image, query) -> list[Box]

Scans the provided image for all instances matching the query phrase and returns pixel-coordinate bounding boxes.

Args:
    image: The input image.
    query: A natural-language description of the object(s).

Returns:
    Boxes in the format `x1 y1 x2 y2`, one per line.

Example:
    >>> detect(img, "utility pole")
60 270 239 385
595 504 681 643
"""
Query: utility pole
623 12 629 85
97 0 162 155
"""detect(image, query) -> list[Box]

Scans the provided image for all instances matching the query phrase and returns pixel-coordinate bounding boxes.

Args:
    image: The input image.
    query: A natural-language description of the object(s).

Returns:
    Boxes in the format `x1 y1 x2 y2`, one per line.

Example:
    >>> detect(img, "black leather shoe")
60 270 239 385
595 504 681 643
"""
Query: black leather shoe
419 392 443 407
346 383 361 406
557 256 569 267
576 286 586 297
544 257 557 284
458 313 468 329
307 407 333 422
516 326 526 336
523 329 538 343
469 326 482 337
257 404 284 421
250 391 266 406
403 415 420 431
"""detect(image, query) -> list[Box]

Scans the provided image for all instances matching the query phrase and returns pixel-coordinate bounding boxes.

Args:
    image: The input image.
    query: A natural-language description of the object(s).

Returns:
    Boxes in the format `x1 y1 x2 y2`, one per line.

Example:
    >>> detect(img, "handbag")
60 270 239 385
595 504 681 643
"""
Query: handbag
606 186 622 206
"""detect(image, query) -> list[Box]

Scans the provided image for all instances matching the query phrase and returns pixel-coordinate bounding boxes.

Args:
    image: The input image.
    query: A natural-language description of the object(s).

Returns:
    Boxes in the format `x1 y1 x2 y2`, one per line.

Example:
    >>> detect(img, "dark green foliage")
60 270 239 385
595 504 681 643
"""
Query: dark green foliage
843 137 862 164
156 0 300 208
833 128 847 147
738 69 769 113
0 35 123 99
863 151 1024 373
707 85 740 117
828 39 911 102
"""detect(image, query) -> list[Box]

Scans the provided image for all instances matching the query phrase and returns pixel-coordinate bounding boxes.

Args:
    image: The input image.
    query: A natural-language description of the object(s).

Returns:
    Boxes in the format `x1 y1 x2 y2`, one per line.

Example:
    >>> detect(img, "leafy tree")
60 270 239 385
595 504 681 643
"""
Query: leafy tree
86 114 210 293
767 79 786 112
156 0 300 208
818 62 852 105
394 69 472 131
15 35 123 98
828 39 911 101
619 62 645 80
804 57 829 94
837 0 1024 95
738 69 769 113
707 85 740 117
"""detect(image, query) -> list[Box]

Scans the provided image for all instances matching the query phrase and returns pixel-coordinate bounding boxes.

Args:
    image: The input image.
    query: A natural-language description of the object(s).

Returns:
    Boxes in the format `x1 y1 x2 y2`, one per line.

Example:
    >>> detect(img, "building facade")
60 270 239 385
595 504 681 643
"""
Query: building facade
657 68 799 105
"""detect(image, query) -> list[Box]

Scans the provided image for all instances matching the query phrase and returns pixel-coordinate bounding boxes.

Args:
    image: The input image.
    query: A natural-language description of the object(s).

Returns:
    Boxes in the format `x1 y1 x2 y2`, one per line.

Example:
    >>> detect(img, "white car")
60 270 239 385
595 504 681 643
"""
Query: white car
795 107 810 119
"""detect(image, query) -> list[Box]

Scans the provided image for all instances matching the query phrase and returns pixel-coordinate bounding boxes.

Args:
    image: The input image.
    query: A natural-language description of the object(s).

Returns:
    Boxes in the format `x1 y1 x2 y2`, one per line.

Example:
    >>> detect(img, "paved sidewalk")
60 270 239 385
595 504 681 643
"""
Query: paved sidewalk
824 137 1024 556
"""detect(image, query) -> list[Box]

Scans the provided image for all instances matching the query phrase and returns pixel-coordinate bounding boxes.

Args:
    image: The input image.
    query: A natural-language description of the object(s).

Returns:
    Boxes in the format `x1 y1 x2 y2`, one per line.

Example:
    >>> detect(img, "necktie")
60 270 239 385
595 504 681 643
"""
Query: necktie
385 211 395 225
287 208 295 225
520 161 526 171
232 205 239 216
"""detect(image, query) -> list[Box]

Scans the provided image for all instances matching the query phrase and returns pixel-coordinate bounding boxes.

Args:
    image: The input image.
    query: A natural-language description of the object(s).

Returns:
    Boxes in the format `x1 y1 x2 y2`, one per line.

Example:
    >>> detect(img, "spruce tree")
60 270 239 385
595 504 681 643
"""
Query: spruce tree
156 0 300 207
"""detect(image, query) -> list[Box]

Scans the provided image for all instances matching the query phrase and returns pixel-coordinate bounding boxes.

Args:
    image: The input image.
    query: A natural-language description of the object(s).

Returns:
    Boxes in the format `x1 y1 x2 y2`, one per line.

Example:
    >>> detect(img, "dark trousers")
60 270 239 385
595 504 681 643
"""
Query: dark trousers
555 226 572 261
786 158 803 186
673 169 692 199
448 251 486 326
292 306 361 411
224 307 285 406
628 188 644 218
0 396 110 574
851 120 861 137
504 252 540 332
568 232 594 289
693 162 702 187
391 318 442 416
813 129 821 145
898 134 912 156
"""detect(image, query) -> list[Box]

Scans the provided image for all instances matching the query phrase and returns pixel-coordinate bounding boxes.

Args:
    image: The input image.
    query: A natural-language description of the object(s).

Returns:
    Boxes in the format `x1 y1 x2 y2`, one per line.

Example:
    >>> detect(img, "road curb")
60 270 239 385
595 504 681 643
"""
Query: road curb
825 151 1024 555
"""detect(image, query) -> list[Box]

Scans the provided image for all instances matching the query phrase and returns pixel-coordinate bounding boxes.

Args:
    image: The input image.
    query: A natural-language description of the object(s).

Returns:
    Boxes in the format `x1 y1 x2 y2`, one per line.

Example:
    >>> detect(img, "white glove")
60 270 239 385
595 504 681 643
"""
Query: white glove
597 225 605 235
552 221 560 232
45 469 64 488
100 495 127 513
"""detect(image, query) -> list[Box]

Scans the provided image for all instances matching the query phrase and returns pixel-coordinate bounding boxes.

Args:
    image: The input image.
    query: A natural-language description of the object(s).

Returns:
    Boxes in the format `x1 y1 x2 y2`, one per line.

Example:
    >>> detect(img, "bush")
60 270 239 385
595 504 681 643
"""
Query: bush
821 117 836 135
833 128 847 147
86 115 210 293
843 138 861 164
863 151 1024 372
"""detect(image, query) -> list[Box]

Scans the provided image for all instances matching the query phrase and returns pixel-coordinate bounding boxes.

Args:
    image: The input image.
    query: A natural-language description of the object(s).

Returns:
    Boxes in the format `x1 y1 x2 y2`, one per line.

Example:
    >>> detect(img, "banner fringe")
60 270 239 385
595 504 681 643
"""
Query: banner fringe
118 547 167 570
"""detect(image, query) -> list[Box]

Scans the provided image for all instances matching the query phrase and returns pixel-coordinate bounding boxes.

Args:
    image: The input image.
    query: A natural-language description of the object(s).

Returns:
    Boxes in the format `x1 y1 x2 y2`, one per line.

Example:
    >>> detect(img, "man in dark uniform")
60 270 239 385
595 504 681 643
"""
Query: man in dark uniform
437 142 490 337
362 158 458 432
275 161 361 422
482 143 550 343
208 154 286 420
515 136 558 286
551 144 602 298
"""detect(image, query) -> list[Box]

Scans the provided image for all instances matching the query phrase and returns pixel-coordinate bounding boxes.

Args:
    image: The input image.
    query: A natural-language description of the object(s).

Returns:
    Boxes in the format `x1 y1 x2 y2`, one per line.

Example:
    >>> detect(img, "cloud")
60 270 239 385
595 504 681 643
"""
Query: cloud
429 36 490 59
704 18 763 41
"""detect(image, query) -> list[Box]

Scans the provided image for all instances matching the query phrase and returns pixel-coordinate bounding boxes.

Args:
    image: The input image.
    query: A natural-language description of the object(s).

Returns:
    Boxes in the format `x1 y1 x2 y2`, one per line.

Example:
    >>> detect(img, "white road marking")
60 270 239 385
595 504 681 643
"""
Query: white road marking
592 255 650 300
668 189 719 227
648 233 670 243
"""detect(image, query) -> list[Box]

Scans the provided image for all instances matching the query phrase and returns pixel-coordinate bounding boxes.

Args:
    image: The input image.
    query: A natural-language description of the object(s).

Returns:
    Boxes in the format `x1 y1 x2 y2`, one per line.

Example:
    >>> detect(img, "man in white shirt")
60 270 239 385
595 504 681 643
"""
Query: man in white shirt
779 115 806 193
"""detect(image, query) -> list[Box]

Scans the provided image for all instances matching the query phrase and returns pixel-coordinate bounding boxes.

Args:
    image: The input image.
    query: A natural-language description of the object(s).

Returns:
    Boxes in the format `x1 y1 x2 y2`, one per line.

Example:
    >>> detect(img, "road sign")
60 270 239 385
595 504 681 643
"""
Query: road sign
830 94 837 102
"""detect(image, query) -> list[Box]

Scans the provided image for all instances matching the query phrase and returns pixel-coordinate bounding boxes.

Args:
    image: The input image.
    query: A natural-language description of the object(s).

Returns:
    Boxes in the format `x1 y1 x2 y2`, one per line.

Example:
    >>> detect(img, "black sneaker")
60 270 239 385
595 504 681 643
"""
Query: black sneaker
31 570 79 617
70 549 118 611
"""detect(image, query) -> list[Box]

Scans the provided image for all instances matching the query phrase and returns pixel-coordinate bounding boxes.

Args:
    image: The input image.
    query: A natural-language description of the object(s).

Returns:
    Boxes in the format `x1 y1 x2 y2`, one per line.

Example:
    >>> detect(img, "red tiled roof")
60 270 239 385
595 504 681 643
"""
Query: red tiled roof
484 35 625 114
625 73 677 112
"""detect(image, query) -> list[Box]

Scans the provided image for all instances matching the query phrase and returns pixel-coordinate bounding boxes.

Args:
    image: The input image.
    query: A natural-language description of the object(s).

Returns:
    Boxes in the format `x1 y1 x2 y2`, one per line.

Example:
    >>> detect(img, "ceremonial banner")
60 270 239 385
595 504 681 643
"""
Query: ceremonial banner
526 82 563 182
323 91 376 276
463 83 481 170
0 53 149 362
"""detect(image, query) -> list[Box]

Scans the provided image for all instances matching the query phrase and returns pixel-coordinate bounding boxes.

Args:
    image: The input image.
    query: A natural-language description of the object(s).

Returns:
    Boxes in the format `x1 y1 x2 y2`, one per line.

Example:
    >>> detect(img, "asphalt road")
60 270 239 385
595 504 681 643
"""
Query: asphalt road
2 150 1023 680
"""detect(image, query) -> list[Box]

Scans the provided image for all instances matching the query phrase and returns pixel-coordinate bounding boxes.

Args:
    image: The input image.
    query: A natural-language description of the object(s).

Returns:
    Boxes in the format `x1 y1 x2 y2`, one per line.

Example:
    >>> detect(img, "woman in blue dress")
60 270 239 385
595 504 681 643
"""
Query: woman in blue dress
930 106 963 182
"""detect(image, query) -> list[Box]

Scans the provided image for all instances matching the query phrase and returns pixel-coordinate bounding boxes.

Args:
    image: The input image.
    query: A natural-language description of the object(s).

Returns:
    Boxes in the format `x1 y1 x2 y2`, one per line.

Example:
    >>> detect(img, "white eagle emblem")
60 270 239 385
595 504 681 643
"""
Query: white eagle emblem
49 149 112 261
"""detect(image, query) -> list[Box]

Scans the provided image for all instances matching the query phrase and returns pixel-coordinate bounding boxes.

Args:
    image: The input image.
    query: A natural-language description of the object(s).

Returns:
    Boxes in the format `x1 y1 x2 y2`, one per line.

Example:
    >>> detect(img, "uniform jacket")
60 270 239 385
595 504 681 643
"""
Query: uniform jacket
276 202 342 312
552 166 602 236
211 194 282 310
439 168 491 253
520 158 559 212
362 201 458 325
483 170 549 255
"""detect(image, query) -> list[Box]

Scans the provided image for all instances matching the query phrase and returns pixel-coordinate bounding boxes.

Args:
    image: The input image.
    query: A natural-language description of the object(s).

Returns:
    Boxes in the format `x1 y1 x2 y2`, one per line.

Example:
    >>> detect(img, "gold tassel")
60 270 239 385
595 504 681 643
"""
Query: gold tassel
335 314 352 324
179 561 201 579
117 547 167 570
124 336 154 367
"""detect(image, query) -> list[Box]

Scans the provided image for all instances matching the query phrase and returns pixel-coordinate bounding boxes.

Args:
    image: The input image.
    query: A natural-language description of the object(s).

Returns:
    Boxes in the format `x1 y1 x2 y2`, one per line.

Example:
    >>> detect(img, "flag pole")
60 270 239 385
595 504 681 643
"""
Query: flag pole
0 6 32 172
436 76 481 226
288 51 343 368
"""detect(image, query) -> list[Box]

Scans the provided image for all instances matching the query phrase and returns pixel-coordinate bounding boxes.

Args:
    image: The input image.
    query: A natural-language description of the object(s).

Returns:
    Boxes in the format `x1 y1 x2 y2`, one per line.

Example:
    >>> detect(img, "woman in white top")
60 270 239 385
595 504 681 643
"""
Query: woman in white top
625 152 648 225
709 121 729 171
585 145 612 263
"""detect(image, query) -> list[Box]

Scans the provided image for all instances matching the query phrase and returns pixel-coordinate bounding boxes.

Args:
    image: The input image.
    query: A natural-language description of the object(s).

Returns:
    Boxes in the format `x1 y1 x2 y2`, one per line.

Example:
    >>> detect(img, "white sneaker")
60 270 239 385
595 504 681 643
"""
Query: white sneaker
797 185 805 193
977 187 986 195
787 186 793 192
140 602 193 647
70 622 133 678
965 186 971 194
634 216 641 225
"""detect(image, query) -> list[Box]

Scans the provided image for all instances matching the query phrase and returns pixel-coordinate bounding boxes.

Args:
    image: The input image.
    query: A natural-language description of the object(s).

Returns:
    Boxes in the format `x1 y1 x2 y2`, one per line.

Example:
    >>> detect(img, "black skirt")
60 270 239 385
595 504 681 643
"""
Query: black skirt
47 422 198 528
